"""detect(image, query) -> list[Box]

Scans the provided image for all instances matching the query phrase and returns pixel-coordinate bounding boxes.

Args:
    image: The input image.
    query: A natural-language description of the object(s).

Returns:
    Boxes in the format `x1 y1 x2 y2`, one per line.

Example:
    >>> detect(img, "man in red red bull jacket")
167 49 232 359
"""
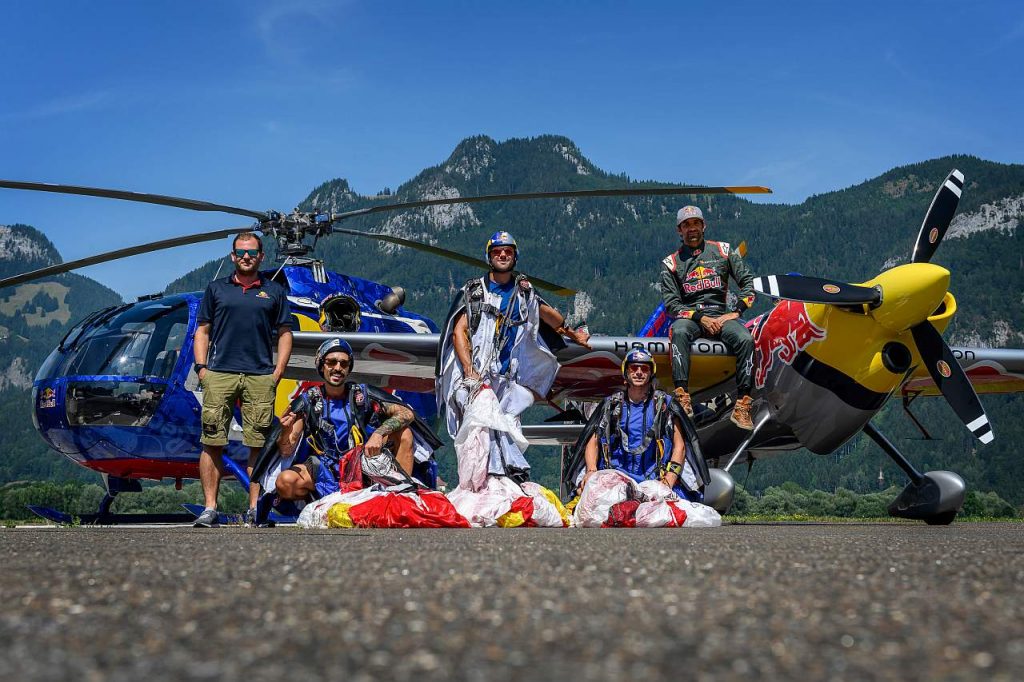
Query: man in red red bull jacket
659 206 755 430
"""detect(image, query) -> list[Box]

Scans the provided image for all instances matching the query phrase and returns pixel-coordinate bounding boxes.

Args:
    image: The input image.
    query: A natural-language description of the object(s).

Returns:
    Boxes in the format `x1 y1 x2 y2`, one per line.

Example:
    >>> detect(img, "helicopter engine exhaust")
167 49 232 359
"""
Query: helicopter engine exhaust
376 286 406 315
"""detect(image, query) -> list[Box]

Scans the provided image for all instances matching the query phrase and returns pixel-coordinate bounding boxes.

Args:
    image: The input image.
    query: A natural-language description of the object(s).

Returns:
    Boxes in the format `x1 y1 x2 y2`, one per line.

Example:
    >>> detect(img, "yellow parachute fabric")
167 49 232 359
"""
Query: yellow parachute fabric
327 503 356 528
533 485 572 527
496 510 527 527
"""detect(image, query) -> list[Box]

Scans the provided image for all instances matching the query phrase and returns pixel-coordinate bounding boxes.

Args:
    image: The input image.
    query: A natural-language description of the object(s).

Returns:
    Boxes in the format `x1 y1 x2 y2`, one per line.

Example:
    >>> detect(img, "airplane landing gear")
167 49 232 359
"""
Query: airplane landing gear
703 468 736 514
863 422 965 525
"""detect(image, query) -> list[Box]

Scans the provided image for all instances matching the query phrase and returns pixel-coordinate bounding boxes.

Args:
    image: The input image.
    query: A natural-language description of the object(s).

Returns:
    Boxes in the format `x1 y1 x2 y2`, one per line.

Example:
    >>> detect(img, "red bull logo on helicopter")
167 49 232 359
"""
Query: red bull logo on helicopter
37 387 57 409
751 300 827 388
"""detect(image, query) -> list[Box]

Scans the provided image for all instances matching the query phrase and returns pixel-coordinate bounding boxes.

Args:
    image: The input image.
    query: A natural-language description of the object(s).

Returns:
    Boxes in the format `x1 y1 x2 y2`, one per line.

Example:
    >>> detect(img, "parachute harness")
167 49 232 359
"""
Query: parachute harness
302 384 370 463
598 389 670 475
465 274 531 381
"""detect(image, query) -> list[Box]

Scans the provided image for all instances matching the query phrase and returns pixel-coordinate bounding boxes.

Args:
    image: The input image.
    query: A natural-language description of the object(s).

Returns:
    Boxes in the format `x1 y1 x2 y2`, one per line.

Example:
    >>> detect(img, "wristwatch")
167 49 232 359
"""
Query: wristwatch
194 363 207 374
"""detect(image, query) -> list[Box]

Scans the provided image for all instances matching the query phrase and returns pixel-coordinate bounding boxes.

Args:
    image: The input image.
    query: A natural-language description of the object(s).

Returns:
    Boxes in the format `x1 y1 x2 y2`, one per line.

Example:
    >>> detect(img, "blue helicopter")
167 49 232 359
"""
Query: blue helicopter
1 178 768 523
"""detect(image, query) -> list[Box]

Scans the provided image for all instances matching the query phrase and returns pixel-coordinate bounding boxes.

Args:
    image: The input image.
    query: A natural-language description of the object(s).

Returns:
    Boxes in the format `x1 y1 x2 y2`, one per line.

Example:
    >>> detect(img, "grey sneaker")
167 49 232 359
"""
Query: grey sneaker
193 508 219 528
242 508 257 527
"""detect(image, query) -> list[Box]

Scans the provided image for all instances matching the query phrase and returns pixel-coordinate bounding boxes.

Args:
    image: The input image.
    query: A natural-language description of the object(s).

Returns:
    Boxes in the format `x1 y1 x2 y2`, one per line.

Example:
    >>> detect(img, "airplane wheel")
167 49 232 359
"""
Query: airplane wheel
924 510 958 526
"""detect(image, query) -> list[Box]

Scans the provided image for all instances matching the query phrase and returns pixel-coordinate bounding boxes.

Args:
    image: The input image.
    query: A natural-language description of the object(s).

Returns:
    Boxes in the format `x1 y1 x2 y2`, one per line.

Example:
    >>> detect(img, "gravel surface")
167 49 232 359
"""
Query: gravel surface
1 523 1022 681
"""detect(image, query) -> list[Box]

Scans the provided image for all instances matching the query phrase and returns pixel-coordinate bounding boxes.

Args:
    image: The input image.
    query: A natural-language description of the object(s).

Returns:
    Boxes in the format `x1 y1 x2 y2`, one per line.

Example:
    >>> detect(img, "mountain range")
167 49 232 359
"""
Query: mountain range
3 135 1022 502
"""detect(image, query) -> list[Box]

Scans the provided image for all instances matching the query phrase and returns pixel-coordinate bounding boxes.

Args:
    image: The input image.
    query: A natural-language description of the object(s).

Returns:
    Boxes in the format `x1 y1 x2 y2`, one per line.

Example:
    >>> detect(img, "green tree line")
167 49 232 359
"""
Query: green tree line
1 479 1016 523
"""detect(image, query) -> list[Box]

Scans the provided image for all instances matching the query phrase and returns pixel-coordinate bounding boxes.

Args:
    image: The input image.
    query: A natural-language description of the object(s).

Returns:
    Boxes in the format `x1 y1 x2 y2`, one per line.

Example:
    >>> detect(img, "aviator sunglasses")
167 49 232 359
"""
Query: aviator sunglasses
233 248 261 258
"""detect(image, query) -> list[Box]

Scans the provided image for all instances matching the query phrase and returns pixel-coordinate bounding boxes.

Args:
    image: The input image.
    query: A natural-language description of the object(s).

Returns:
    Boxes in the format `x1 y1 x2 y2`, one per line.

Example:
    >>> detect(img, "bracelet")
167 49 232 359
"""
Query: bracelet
663 461 683 476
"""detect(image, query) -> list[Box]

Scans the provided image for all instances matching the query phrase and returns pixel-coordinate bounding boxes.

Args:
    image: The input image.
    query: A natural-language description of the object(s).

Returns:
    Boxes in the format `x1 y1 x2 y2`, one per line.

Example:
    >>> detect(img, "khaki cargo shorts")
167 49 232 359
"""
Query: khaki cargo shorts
200 370 277 447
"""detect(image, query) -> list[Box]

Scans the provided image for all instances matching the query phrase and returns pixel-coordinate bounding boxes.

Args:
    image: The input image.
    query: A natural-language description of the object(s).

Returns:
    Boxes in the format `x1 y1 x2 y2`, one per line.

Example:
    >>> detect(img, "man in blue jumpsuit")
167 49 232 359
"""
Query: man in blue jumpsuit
270 338 441 501
437 231 589 482
565 349 709 501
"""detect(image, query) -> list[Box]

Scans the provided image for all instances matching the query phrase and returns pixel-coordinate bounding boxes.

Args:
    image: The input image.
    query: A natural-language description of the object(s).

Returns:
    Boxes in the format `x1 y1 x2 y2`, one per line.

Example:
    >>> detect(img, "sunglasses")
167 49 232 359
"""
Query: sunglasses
323 358 351 369
233 248 261 258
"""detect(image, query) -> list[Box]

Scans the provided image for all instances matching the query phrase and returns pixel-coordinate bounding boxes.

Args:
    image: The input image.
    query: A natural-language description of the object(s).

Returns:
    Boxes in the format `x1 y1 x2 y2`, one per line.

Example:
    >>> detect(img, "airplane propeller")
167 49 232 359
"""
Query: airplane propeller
751 169 992 444
911 169 964 264
0 179 771 294
752 274 881 306
910 320 993 444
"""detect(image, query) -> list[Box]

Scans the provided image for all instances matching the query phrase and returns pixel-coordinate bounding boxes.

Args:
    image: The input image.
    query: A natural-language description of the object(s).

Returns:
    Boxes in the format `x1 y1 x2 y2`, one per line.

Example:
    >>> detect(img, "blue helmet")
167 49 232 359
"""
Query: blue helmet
485 231 518 264
315 338 354 375
621 348 656 378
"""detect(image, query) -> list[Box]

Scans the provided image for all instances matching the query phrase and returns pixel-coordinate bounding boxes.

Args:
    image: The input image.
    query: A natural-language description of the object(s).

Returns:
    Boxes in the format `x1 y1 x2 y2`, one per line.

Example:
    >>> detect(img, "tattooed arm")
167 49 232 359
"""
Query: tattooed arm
364 402 415 456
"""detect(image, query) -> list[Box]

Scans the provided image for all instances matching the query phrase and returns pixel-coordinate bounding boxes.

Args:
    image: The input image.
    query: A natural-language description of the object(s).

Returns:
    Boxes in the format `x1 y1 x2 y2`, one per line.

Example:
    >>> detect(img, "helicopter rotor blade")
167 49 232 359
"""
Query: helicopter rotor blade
329 185 772 222
0 179 770 293
0 226 247 290
0 179 267 221
331 227 577 295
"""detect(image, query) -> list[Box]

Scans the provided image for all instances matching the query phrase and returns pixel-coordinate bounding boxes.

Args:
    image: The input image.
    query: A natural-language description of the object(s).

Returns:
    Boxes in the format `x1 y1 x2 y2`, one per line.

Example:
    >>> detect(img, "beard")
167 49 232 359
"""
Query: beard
322 365 349 388
235 259 260 276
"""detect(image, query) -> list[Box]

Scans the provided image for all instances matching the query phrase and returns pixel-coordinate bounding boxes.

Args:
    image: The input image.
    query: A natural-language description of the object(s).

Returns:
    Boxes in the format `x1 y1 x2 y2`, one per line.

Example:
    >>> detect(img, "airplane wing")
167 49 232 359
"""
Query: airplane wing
286 332 736 398
903 347 1024 396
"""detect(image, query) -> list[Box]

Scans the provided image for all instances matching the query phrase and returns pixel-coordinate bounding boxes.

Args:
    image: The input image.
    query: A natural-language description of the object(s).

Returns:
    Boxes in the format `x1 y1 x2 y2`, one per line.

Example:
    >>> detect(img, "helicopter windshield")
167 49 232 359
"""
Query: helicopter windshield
37 298 190 381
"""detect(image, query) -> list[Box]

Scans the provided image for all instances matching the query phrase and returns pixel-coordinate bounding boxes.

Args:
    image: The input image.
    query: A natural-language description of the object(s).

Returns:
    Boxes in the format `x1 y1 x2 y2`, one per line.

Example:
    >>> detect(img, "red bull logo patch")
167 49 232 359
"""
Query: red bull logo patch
38 387 57 409
928 227 939 244
937 360 952 378
752 300 827 388
822 284 840 294
683 265 722 293
686 266 717 281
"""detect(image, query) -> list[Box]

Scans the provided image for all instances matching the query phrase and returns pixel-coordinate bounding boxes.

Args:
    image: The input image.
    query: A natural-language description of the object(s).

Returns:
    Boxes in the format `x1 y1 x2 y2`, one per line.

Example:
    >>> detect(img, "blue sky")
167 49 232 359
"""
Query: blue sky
2 0 1022 300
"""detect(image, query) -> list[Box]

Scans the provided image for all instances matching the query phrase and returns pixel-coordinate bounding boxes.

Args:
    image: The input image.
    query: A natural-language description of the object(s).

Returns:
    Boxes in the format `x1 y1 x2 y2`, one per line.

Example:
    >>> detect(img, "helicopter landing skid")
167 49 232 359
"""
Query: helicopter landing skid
28 504 197 526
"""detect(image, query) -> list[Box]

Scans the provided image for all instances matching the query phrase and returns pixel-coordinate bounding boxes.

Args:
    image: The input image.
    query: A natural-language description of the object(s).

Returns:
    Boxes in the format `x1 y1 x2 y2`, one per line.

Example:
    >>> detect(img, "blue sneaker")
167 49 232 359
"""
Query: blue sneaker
193 508 220 528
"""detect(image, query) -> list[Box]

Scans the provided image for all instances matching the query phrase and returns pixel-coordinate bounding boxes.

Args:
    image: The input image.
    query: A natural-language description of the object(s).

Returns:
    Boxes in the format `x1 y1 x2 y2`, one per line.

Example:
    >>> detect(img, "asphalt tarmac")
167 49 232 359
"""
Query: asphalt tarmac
1 523 1022 681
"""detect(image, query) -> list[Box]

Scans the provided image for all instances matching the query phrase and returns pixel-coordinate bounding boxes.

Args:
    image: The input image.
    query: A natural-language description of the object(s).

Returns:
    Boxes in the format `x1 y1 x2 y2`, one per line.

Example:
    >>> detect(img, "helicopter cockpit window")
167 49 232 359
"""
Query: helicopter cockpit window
66 380 167 427
41 299 190 380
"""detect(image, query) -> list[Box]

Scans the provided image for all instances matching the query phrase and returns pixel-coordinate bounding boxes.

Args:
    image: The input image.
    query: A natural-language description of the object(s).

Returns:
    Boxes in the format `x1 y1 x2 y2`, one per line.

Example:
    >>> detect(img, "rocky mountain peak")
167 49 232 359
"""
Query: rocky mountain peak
444 135 497 181
302 178 360 213
0 225 60 265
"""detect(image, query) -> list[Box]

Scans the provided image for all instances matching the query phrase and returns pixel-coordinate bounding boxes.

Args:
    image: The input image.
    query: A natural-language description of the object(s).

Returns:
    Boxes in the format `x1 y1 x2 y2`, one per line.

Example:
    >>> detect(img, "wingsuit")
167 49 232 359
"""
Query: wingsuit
436 272 566 479
252 382 443 499
561 387 711 502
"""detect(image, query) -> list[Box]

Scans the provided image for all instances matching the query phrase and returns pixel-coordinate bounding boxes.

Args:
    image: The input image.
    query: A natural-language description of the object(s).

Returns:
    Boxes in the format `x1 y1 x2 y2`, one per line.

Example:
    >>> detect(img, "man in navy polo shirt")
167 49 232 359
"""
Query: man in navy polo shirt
192 232 293 527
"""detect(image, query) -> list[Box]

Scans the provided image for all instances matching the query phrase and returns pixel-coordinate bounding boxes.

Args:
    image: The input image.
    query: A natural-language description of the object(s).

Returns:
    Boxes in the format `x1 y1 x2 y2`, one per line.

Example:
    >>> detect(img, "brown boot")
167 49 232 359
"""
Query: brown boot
731 395 754 430
673 387 693 418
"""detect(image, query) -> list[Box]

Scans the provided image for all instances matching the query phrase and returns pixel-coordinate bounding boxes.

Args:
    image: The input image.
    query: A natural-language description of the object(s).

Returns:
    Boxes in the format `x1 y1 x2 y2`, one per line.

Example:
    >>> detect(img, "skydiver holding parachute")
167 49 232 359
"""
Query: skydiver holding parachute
436 231 590 483
564 348 710 501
